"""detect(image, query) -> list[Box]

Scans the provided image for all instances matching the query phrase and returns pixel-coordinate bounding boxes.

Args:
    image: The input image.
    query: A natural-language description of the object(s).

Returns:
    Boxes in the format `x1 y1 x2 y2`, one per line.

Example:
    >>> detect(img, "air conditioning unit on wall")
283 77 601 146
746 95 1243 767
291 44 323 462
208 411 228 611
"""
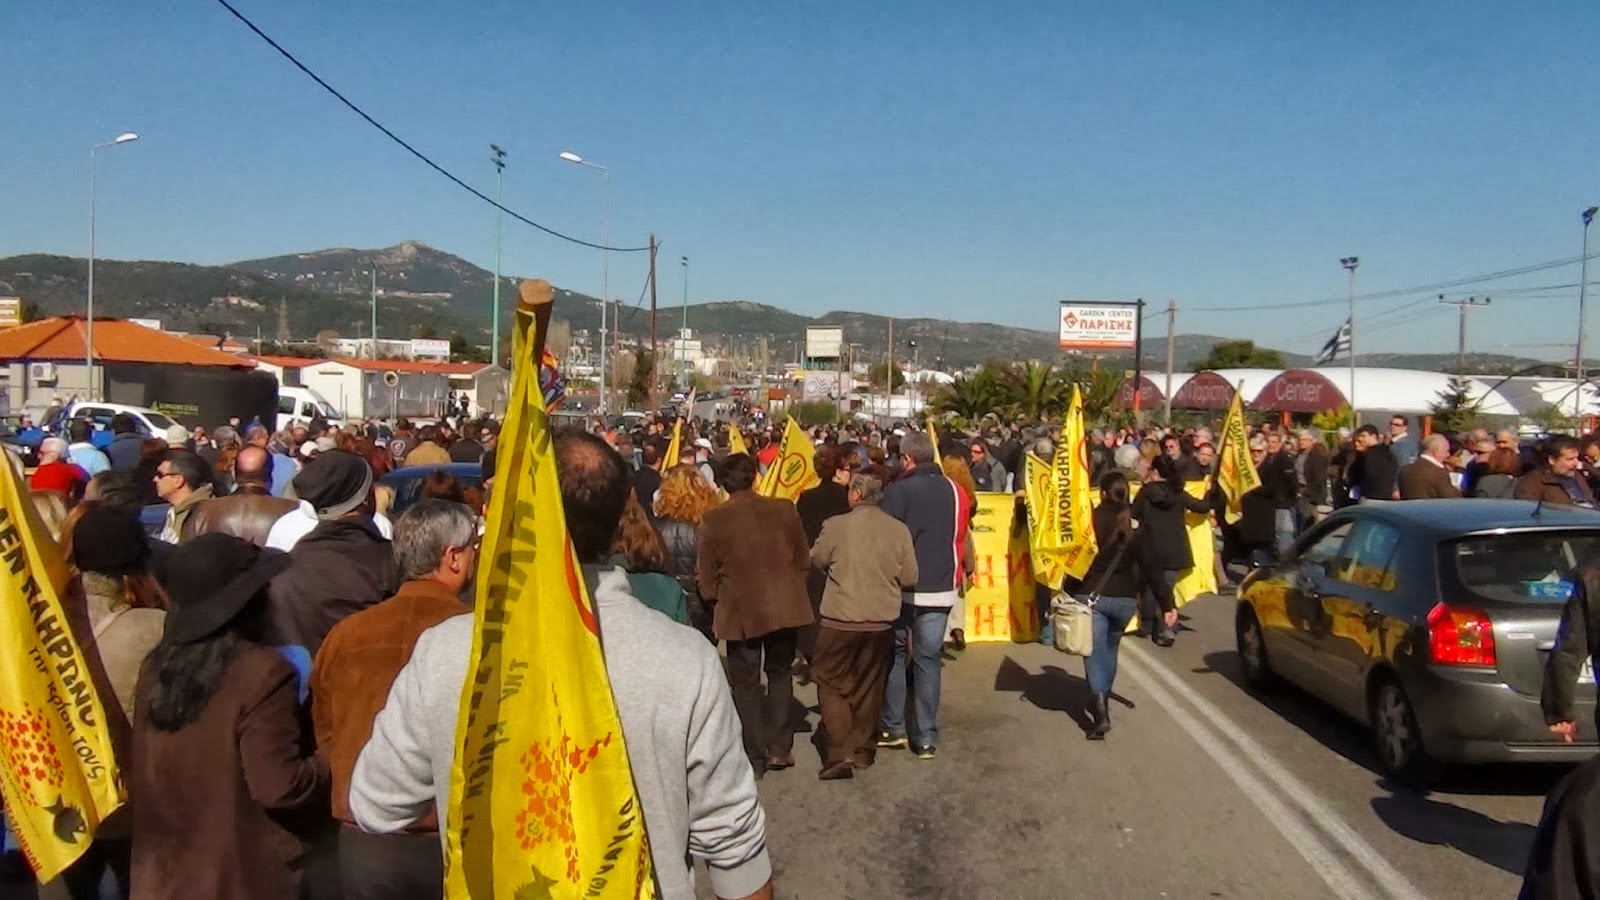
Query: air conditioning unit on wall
29 362 57 383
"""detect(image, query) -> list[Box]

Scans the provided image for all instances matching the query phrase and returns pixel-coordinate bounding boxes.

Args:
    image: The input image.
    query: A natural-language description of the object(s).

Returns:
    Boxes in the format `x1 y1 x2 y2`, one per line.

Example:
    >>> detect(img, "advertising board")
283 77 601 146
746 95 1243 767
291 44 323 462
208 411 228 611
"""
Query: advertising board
411 338 451 359
1058 302 1138 350
804 326 844 360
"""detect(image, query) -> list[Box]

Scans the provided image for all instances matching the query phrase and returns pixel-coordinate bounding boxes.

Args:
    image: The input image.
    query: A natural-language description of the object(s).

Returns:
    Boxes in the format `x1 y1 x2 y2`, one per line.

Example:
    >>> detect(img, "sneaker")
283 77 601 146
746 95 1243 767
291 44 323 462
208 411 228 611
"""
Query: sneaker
912 745 937 760
876 732 908 750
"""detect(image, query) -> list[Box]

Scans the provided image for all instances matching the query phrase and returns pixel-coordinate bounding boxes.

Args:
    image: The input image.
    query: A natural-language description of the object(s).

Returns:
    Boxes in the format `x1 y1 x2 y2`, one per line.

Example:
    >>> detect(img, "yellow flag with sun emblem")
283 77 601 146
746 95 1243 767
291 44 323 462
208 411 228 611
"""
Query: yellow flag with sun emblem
0 449 124 881
756 416 821 501
726 424 749 457
444 280 654 898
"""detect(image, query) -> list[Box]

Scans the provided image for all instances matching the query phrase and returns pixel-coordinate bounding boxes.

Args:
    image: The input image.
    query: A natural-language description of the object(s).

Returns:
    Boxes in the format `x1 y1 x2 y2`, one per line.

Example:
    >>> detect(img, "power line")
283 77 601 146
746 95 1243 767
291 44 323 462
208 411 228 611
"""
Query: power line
211 0 651 253
1187 252 1600 313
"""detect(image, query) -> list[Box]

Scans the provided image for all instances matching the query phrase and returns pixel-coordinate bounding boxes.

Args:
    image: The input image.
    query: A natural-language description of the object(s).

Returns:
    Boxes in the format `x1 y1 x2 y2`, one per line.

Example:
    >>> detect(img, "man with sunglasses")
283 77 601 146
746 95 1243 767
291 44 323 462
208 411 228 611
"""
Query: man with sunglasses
1388 416 1419 467
154 449 215 544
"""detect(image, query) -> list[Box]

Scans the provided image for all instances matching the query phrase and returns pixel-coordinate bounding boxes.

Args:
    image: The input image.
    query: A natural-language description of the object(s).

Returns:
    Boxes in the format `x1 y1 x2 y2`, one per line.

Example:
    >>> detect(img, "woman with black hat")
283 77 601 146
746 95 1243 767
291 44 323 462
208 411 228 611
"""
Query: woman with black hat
129 534 329 900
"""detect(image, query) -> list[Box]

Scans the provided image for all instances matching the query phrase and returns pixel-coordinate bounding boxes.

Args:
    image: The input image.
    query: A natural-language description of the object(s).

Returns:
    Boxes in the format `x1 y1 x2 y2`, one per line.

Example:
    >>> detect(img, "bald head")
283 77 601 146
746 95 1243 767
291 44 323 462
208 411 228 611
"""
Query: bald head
234 444 272 492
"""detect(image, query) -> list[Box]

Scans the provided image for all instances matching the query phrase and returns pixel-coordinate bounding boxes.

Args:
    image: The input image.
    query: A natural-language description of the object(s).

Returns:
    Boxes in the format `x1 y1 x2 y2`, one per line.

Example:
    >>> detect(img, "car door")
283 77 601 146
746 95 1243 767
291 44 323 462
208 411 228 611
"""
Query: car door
1315 519 1402 719
1259 518 1355 687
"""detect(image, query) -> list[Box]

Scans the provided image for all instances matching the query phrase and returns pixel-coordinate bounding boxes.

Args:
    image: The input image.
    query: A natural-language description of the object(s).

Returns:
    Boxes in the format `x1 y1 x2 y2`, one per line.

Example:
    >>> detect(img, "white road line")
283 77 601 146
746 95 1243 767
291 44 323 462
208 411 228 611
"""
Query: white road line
1124 642 1426 900
1119 654 1380 900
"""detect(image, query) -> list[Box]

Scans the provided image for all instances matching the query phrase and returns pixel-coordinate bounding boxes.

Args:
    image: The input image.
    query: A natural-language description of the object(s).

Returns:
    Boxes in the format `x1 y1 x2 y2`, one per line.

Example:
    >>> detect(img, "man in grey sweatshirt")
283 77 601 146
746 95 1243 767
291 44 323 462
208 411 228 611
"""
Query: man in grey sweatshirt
348 430 773 900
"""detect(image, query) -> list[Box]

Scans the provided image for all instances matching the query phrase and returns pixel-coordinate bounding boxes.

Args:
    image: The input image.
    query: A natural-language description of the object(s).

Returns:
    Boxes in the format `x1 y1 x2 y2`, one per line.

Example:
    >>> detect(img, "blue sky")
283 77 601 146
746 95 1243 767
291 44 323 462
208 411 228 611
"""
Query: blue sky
5 1 1599 358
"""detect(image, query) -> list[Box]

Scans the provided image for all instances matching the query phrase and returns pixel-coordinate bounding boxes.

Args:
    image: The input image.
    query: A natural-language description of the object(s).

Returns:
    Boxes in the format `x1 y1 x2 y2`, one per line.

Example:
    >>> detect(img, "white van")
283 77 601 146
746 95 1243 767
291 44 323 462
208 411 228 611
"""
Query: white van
276 386 347 432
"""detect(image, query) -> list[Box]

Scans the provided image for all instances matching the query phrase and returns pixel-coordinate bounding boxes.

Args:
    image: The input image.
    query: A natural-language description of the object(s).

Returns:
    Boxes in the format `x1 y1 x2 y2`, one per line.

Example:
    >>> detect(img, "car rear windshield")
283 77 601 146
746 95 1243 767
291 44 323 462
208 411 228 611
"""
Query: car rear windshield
1440 530 1600 605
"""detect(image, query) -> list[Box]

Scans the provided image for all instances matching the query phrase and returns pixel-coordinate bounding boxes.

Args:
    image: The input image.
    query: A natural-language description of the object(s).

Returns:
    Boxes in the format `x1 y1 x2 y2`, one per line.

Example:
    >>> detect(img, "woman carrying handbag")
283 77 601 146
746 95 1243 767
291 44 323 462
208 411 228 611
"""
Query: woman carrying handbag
1073 471 1177 740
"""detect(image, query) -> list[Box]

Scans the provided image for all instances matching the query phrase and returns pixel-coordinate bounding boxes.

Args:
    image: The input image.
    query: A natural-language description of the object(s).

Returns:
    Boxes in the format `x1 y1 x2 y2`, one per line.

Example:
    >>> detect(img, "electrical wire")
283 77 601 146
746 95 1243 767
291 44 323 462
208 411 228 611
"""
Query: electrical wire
212 0 651 253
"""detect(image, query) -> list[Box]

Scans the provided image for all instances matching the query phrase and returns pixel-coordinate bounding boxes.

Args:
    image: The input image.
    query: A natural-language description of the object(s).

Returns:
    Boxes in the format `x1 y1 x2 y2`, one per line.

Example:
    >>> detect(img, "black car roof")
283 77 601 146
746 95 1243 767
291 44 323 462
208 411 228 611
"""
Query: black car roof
1331 499 1600 538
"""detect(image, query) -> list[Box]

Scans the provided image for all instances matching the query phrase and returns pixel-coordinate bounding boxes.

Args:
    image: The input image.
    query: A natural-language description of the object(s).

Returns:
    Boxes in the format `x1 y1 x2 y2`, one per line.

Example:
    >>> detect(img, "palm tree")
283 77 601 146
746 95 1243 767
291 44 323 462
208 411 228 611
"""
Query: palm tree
1003 361 1069 423
930 366 1007 422
1081 368 1128 428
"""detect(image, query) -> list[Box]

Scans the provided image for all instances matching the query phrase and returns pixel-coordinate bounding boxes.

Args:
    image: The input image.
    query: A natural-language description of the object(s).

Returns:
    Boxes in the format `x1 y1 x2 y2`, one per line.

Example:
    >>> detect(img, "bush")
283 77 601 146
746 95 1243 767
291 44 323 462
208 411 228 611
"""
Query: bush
791 400 841 427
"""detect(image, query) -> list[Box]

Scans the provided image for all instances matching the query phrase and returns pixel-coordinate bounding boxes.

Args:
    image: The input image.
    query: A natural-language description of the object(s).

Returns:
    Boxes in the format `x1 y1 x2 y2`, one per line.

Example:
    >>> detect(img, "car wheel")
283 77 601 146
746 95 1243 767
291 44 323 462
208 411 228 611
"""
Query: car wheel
1370 677 1432 783
1235 605 1276 689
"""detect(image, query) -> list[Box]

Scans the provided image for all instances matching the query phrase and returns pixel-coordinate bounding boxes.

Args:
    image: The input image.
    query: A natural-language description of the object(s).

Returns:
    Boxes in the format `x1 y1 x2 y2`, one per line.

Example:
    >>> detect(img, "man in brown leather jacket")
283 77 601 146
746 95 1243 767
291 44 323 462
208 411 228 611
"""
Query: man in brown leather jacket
182 445 297 546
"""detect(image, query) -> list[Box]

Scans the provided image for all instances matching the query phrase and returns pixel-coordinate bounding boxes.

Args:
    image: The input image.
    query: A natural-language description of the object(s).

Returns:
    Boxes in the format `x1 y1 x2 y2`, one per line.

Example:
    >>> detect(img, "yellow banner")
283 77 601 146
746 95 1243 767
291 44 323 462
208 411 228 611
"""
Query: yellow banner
925 417 940 455
0 436 123 880
1021 453 1067 586
727 424 749 457
1217 389 1261 524
445 280 653 898
964 493 1043 642
1059 386 1097 580
757 417 820 502
663 417 683 471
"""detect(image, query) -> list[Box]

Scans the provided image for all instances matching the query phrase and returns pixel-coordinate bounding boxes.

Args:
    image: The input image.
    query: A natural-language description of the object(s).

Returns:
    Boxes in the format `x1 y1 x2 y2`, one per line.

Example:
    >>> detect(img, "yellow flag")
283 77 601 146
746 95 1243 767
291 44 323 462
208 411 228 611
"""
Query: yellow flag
1021 452 1066 585
757 417 821 502
727 424 749 457
1216 387 1262 524
925 417 940 456
1058 386 1098 580
663 417 684 470
0 442 123 880
445 280 654 898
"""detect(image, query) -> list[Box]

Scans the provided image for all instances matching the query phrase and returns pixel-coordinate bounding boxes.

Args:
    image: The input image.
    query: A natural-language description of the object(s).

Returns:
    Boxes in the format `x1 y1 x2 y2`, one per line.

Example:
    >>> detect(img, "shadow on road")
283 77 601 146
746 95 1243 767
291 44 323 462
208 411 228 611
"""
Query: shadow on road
1371 780 1537 877
994 656 1094 734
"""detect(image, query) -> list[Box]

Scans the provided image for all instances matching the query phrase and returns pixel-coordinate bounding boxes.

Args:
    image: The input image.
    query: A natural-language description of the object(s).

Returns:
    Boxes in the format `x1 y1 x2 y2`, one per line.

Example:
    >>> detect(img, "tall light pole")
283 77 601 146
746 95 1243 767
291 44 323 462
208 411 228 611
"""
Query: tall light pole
680 256 690 389
1340 256 1360 426
489 144 507 368
558 150 611 413
369 268 378 359
1577 207 1597 419
86 132 138 401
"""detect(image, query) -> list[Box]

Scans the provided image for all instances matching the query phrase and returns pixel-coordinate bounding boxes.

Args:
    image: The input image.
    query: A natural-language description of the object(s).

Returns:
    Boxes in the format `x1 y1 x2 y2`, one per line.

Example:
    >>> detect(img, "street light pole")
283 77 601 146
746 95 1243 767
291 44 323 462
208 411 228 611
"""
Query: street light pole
1340 256 1360 426
558 151 611 412
1578 207 1597 419
490 144 506 368
369 268 378 359
86 132 138 401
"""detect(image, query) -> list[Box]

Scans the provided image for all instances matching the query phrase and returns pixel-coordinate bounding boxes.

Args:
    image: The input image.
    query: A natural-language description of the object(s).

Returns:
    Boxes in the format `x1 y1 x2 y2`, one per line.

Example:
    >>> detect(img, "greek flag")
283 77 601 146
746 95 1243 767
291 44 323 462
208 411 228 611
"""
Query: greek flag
1315 319 1352 365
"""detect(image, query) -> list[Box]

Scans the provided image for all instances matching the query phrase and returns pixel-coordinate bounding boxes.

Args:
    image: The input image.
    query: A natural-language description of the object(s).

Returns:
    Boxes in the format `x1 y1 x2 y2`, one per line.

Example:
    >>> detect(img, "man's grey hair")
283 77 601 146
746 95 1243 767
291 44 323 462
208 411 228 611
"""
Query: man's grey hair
849 473 884 504
393 499 478 582
1113 443 1141 470
900 432 935 465
1297 428 1320 442
39 437 68 457
1423 433 1451 455
212 425 240 447
1033 438 1055 458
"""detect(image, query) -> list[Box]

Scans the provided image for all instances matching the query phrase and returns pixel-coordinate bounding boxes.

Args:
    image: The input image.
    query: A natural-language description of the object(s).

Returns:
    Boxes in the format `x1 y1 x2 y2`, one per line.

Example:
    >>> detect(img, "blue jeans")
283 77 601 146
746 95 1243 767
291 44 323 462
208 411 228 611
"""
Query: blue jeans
1273 508 1296 554
1085 595 1139 694
880 604 951 748
1036 583 1054 645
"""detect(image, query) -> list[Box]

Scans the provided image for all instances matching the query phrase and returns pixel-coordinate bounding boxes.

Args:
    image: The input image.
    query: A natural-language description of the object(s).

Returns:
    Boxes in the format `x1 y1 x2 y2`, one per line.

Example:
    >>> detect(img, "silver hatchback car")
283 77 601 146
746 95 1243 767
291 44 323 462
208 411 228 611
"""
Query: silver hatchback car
1236 499 1600 778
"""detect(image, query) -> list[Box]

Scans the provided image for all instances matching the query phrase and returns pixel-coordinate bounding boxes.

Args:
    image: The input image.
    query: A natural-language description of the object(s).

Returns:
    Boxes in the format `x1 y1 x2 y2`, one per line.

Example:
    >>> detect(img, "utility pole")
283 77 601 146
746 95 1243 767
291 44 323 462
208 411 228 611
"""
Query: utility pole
886 317 895 420
1340 256 1360 426
1578 207 1597 418
369 269 378 359
680 256 690 389
490 144 506 367
1131 298 1145 423
1163 301 1177 424
648 235 659 410
1438 295 1490 376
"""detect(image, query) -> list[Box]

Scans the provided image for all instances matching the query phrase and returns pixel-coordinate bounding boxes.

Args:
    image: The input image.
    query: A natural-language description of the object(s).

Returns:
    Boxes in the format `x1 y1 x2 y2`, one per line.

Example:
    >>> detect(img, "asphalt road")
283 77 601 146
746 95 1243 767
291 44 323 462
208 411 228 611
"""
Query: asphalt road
737 593 1571 899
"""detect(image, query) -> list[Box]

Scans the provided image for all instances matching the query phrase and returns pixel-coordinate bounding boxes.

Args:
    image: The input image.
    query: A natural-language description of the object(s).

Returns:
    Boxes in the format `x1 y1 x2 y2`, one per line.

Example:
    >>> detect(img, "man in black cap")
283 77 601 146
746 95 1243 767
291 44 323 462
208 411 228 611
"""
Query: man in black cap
265 450 400 664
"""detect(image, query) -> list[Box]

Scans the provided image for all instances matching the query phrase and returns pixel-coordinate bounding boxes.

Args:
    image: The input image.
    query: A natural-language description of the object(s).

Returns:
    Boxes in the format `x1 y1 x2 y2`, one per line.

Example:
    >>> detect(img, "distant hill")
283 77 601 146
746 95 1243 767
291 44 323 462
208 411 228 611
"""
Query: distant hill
2 241 1564 374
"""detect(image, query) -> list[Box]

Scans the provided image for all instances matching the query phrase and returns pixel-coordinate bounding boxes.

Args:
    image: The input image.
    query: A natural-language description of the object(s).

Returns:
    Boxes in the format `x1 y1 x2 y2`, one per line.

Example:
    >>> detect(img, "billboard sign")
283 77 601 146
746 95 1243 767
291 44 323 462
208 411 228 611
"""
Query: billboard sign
411 338 451 359
800 369 848 403
1058 302 1138 350
804 326 844 360
0 297 20 330
128 317 163 332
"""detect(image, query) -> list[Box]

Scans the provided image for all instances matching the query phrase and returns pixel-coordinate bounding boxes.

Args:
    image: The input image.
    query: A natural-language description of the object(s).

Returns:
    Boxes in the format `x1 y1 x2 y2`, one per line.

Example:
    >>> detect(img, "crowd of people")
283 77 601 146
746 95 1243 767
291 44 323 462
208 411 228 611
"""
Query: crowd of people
7 401 1600 898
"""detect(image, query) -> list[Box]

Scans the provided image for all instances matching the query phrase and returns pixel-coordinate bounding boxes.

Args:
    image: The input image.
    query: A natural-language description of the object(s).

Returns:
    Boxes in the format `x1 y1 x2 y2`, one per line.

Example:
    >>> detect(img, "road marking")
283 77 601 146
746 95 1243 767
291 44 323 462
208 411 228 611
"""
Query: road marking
1123 642 1426 900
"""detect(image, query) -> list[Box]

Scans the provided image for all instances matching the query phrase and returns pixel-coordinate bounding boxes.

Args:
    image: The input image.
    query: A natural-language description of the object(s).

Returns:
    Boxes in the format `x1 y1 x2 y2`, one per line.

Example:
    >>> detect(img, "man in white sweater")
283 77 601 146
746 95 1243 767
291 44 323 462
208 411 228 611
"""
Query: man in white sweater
349 429 774 900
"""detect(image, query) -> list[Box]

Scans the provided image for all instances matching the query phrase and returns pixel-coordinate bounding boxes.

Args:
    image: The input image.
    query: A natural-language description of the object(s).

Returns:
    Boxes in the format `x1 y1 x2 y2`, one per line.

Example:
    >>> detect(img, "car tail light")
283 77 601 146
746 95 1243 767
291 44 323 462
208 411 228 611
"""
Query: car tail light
1427 602 1497 668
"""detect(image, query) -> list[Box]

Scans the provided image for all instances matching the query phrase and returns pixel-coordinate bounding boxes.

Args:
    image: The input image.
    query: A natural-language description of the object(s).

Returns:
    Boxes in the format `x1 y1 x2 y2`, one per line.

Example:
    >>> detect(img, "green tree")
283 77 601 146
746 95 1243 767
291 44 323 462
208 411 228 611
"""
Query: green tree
415 323 440 340
448 331 489 363
1003 360 1069 422
930 366 1007 421
1189 339 1286 372
1428 377 1480 434
1081 368 1129 428
1527 403 1578 436
626 350 654 409
868 363 906 391
791 400 840 427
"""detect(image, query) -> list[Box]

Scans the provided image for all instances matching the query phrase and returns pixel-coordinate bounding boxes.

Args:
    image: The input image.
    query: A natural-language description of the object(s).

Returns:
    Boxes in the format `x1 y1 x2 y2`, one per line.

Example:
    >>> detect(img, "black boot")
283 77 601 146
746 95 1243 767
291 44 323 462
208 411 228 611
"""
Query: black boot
1087 693 1111 741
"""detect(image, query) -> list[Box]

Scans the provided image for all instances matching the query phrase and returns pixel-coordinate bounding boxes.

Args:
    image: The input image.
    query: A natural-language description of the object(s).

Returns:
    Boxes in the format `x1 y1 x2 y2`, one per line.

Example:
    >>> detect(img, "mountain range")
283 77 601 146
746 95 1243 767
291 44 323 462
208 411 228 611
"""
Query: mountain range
0 241 1570 374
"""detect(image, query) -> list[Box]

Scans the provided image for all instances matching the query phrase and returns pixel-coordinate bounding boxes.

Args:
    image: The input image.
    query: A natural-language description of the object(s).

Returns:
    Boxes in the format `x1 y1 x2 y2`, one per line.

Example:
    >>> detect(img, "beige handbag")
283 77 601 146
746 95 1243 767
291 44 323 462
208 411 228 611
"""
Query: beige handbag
1050 534 1130 657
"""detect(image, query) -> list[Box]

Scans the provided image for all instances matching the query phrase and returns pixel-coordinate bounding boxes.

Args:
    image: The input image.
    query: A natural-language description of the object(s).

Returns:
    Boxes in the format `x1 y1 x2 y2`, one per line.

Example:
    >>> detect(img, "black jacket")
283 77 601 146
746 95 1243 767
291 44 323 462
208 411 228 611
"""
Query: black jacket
633 466 663 518
1542 564 1600 733
796 481 850 547
1259 450 1298 509
1519 754 1600 900
1349 444 1400 501
1079 505 1174 611
265 517 399 658
1299 444 1331 507
1131 480 1209 572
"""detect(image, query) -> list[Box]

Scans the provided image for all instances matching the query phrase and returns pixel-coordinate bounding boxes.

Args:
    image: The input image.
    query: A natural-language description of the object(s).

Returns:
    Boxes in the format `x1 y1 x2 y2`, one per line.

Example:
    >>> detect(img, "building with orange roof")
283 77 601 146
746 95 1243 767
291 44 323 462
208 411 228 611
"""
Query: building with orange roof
0 317 276 426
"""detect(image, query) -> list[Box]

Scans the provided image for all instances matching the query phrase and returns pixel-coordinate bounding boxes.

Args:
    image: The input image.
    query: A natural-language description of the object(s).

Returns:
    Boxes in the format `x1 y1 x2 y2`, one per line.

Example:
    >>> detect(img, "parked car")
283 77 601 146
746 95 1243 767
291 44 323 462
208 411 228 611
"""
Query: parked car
1235 499 1600 778
378 462 484 517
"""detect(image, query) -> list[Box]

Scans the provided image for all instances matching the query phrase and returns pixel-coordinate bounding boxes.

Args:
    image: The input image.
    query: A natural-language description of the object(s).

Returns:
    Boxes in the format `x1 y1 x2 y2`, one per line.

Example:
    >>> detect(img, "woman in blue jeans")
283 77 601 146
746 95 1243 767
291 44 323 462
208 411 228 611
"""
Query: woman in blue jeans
1077 472 1177 740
